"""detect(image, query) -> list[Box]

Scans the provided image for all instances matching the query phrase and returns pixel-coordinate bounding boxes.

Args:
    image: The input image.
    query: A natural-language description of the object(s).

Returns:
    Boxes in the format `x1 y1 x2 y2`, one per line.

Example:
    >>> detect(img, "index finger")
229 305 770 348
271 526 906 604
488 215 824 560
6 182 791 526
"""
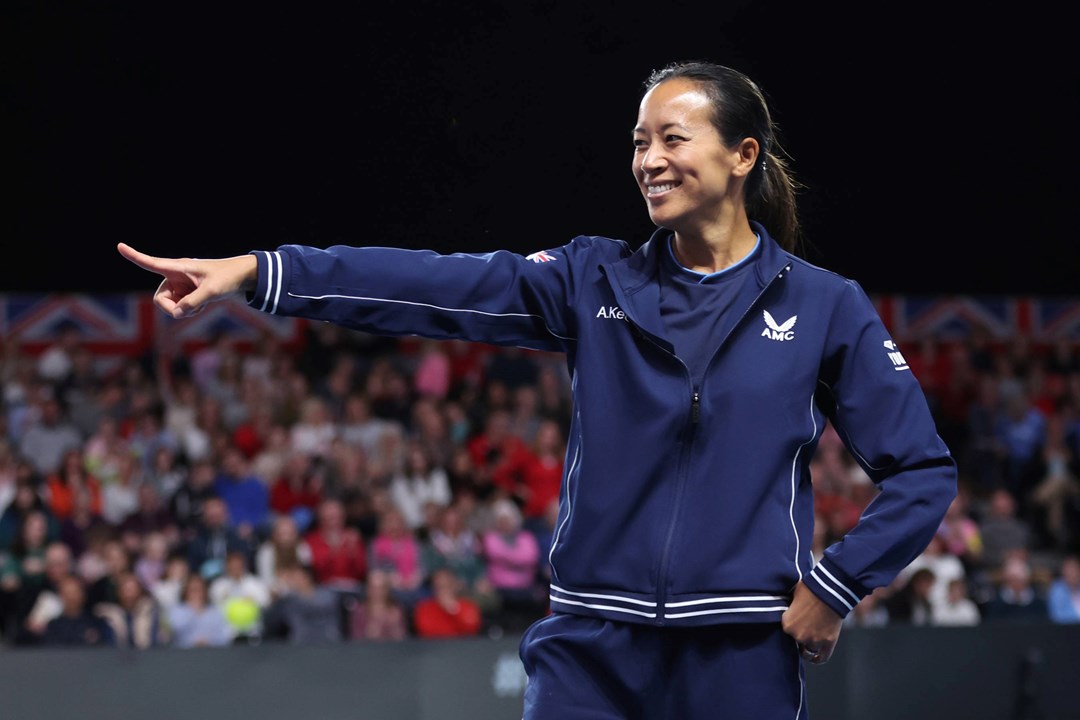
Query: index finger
116 242 180 276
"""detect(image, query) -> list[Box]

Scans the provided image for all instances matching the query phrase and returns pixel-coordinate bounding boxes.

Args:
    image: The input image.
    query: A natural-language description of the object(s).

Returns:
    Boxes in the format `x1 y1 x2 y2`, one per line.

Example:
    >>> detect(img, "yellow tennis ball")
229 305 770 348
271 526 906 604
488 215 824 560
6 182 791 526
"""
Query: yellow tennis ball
224 597 260 630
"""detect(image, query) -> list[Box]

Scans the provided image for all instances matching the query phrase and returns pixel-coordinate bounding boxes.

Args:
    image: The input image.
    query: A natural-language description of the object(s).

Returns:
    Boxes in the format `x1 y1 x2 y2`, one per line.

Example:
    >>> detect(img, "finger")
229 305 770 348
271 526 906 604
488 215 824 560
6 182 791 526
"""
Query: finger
117 243 182 276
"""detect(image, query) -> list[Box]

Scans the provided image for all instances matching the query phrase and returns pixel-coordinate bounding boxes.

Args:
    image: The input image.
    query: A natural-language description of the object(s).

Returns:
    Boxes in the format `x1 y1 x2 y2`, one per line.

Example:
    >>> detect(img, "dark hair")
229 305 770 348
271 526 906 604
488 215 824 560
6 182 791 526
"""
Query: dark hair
643 61 803 254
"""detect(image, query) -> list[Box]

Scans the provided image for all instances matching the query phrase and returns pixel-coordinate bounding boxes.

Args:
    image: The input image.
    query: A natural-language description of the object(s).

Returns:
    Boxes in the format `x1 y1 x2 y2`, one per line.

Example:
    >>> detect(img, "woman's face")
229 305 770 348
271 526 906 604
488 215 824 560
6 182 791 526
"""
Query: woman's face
632 78 751 235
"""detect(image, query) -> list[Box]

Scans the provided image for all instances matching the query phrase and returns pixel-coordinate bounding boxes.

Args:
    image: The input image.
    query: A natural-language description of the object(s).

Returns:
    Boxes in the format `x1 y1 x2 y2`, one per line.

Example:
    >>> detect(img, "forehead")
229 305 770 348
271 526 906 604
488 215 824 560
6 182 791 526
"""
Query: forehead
636 78 714 129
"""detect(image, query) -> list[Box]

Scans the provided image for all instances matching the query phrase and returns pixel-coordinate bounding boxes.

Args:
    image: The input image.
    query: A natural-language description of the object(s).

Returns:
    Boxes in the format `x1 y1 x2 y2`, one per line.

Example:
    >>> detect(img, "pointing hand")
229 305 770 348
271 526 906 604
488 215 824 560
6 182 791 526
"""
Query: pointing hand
117 243 257 319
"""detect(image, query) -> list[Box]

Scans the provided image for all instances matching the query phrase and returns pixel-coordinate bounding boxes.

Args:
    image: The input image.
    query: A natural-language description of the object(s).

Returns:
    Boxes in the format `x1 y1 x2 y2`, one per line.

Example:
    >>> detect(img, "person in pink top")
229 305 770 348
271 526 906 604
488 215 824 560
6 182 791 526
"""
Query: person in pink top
481 498 546 631
369 506 424 608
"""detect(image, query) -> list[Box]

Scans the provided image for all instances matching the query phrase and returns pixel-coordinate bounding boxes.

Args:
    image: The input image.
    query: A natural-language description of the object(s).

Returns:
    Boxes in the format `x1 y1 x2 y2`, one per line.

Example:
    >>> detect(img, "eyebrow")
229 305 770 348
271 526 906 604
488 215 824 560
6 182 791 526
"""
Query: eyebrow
632 122 689 135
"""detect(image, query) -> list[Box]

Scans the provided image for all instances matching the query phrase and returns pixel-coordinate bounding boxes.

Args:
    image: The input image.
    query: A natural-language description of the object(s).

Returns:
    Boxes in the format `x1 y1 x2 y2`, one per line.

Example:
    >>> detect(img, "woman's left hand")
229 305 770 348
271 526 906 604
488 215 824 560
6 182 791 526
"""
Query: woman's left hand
781 581 844 664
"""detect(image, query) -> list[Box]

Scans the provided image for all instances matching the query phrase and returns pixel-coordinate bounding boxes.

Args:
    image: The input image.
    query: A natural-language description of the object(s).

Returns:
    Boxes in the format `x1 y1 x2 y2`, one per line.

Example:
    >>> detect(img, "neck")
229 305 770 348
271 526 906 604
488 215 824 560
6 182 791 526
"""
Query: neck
672 215 757 275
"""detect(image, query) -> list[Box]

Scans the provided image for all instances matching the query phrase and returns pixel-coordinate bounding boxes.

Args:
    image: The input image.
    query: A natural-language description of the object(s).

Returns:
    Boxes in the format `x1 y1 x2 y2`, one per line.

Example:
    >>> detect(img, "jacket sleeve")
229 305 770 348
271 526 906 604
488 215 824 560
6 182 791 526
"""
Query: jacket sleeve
244 239 603 352
804 279 957 618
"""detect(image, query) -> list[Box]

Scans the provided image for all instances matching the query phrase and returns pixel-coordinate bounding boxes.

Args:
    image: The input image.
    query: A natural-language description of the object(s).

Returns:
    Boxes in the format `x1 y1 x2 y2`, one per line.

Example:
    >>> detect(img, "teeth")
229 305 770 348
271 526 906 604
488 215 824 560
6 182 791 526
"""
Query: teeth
648 183 676 195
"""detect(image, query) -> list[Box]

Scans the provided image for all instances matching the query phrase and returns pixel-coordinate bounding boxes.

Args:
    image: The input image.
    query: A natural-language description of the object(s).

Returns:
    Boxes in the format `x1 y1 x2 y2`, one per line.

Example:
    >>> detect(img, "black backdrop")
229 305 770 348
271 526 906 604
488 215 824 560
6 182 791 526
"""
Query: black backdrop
5 0 1078 296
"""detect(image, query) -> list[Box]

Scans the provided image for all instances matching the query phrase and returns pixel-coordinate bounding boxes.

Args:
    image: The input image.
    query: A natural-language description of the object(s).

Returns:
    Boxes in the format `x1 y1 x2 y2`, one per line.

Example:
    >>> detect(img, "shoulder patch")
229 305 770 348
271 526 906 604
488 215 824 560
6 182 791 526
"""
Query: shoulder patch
526 250 557 263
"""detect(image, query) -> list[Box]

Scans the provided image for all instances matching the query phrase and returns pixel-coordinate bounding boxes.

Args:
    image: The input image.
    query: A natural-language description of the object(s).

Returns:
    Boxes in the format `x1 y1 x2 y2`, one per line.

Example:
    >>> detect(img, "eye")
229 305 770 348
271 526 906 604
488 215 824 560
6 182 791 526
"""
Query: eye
632 138 647 149
665 134 686 143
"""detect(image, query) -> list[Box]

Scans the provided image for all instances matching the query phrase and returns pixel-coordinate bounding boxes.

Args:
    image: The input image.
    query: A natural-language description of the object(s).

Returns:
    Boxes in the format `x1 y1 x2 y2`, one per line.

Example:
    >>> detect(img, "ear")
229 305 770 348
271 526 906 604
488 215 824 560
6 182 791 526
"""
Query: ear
731 137 760 178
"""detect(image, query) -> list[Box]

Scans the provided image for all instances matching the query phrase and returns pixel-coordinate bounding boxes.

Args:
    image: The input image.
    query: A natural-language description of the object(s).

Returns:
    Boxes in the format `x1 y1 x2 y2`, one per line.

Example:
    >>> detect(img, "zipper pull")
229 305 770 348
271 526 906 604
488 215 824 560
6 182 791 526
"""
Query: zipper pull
691 391 700 424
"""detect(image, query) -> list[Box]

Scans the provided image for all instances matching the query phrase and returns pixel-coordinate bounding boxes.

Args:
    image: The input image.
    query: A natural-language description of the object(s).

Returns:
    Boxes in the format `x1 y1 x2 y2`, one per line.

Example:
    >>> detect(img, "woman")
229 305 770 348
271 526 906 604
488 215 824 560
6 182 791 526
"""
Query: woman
346 566 407 642
95 571 169 648
118 60 956 718
167 572 233 648
255 513 313 600
43 448 103 522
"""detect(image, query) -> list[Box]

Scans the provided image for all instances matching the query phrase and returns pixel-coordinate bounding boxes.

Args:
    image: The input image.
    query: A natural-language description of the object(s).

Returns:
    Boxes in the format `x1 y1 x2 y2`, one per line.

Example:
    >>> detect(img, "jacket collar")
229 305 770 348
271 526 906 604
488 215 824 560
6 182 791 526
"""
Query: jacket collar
600 221 792 347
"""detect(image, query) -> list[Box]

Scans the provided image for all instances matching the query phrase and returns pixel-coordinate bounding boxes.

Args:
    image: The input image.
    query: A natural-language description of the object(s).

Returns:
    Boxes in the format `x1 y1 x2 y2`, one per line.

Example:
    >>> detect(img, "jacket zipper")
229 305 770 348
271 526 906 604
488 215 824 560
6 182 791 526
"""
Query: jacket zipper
615 262 791 625
628 321 696 625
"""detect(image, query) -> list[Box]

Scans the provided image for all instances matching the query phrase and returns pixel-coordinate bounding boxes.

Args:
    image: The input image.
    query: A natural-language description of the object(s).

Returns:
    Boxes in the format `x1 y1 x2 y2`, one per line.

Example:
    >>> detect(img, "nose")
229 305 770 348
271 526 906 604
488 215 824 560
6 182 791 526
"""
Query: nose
638 145 666 177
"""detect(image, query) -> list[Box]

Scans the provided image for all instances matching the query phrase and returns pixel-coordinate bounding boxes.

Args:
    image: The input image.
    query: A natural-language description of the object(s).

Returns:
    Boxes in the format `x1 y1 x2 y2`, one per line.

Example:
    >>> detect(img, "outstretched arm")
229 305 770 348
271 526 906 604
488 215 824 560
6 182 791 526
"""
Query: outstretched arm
117 243 257 319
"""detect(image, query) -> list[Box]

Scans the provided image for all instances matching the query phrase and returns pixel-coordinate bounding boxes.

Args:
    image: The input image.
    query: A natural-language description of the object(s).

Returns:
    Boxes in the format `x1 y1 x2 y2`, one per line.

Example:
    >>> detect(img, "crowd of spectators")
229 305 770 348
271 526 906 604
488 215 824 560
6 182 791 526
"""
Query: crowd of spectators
1 318 1079 651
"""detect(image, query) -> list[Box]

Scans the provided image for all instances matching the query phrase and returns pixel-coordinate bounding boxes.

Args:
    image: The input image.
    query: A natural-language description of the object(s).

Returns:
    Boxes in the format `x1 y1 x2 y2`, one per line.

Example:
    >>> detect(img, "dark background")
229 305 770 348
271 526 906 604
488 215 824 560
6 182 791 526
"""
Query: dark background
5 1 1077 296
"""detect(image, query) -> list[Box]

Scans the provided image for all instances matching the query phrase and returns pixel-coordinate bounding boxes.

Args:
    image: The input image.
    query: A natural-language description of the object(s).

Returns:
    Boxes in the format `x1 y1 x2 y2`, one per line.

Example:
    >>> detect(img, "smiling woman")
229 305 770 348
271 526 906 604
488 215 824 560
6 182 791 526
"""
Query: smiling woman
115 60 957 719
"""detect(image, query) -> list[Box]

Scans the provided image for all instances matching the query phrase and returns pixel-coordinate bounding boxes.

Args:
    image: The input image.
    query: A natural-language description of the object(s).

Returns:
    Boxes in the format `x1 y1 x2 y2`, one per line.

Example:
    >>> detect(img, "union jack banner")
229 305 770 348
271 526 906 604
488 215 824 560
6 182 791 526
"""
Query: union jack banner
526 250 556 263
0 293 305 358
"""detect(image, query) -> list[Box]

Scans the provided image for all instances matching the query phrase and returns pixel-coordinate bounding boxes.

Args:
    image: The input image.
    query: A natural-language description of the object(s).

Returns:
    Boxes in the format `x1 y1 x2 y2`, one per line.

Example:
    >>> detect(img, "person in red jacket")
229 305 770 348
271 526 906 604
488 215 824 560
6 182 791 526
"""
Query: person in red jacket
303 498 366 591
412 566 482 639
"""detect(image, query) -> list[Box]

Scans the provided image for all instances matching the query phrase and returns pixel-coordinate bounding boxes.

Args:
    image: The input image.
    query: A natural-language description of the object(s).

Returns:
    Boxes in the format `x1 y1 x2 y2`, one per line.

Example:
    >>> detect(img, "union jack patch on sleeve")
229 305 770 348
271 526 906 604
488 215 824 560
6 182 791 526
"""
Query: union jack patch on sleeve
526 250 556 263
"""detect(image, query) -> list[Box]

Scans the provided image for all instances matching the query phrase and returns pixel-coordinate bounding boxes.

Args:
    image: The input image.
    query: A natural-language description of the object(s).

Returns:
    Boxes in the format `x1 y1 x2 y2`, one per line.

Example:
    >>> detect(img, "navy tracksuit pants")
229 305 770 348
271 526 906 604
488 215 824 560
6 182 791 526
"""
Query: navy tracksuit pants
519 613 808 719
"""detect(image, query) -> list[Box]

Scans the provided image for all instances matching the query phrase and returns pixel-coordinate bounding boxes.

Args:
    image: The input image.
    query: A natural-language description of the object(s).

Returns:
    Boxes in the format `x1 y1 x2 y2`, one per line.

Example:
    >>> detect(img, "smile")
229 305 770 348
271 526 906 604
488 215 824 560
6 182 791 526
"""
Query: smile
646 182 678 197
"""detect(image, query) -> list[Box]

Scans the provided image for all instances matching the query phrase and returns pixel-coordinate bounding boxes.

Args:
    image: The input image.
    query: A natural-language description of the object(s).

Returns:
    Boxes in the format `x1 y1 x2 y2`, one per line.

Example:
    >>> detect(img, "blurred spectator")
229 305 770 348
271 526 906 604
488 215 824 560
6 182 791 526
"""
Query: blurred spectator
1047 554 1080 623
1030 411 1080 551
965 374 1005 494
256 514 313 601
977 488 1034 575
369 506 424 608
982 554 1048 623
413 339 452 401
36 322 81 385
0 440 17 517
58 482 110 560
536 365 573 435
304 498 367 591
389 440 452 531
482 498 545 631
410 397 455 470
346 567 408 642
82 414 130 488
268 450 324 525
44 448 103 522
422 502 491 602
213 445 270 543
936 492 983 571
168 457 217 540
338 393 399 462
520 418 564 524
931 578 982 627
184 496 250 581
412 566 483 639
126 405 181 476
994 384 1047 513
18 392 83 478
96 571 169 649
0 510 54 637
101 453 143 527
42 574 114 647
467 408 533 505
844 586 890 629
132 531 171 592
530 499 560 585
18 541 76 644
143 445 186 503
0 471 60 550
885 567 936 626
249 422 293 485
209 549 271 642
898 533 966 612
290 396 338 461
151 552 191 611
117 484 172 552
167 572 233 648
262 562 343 645
86 537 132 608
508 385 542 446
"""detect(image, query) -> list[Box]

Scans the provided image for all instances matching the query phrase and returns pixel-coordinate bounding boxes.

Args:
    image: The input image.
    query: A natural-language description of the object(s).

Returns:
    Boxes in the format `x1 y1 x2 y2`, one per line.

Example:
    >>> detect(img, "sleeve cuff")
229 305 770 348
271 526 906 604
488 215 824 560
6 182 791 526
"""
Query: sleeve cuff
804 557 868 618
246 250 283 314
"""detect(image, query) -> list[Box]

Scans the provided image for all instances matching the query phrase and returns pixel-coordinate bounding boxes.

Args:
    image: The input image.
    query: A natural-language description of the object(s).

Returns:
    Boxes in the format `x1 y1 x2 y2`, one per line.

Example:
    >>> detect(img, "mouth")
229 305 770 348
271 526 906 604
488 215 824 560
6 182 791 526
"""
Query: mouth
645 182 678 198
